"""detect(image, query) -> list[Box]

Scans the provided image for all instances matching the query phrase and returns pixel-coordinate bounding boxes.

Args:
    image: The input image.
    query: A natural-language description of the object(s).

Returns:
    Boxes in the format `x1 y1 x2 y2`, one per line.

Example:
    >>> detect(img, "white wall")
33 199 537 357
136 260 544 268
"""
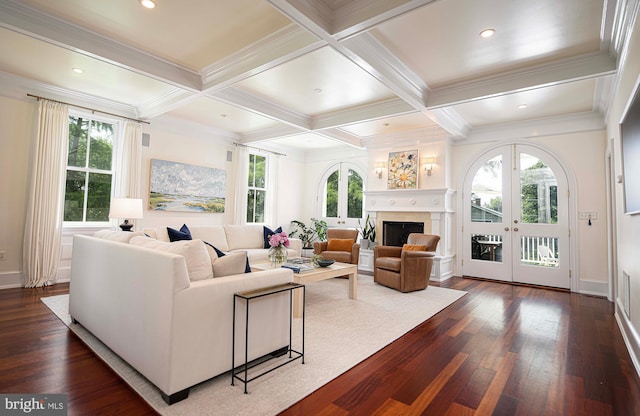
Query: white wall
0 96 34 287
606 5 640 372
138 118 235 229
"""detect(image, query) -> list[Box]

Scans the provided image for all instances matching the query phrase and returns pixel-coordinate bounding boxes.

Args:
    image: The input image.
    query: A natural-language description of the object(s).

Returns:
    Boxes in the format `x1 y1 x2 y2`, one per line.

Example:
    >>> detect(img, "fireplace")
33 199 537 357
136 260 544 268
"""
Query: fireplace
382 221 424 246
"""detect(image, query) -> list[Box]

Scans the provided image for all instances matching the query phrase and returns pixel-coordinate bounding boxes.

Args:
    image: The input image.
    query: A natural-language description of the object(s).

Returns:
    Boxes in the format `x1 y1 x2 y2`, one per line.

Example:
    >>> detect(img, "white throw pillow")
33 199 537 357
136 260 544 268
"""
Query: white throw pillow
129 236 213 281
212 252 248 278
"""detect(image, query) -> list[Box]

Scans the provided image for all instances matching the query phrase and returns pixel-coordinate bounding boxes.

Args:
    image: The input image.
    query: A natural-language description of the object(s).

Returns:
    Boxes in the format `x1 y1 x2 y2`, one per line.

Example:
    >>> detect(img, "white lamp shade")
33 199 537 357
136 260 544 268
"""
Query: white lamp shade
109 198 143 219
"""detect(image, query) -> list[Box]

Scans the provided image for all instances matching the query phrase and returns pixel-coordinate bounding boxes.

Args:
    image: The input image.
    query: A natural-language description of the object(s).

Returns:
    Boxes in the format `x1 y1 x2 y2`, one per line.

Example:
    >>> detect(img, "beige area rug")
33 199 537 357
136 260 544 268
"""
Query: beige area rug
41 275 465 416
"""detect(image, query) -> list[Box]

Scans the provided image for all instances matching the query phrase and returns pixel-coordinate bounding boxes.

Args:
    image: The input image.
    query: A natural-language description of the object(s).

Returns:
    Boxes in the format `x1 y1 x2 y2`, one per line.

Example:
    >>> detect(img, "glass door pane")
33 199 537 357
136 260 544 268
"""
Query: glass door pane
471 155 503 223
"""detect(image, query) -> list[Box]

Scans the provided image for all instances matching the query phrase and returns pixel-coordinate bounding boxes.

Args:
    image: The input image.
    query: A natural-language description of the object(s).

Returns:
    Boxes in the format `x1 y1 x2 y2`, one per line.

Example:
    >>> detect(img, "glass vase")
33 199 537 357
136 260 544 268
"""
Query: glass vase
268 245 288 266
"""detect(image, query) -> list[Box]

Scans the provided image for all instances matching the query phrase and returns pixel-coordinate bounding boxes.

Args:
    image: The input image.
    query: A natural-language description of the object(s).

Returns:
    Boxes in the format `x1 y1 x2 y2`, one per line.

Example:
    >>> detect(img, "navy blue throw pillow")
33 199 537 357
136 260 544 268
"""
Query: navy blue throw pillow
168 224 192 242
204 241 251 273
263 226 282 248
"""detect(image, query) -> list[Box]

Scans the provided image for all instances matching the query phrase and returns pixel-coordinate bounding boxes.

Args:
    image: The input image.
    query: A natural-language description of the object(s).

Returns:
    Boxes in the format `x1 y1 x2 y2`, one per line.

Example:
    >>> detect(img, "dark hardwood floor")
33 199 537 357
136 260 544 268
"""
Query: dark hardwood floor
1 277 639 415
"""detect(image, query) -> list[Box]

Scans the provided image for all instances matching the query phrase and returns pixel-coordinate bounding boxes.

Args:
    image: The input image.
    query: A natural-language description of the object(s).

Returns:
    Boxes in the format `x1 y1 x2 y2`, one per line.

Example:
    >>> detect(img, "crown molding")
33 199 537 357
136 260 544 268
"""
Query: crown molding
361 125 450 150
0 0 201 91
464 111 606 144
151 114 237 143
0 70 139 118
427 51 617 109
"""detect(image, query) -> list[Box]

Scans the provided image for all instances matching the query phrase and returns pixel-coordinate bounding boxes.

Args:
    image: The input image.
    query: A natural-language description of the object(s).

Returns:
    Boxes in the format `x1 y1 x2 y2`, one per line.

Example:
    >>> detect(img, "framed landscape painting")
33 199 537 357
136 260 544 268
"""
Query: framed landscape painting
149 159 226 213
387 150 418 189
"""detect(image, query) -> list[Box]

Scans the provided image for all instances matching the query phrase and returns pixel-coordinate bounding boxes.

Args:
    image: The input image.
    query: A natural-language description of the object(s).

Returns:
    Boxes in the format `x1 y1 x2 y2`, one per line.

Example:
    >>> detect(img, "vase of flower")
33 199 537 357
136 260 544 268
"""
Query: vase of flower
268 232 290 266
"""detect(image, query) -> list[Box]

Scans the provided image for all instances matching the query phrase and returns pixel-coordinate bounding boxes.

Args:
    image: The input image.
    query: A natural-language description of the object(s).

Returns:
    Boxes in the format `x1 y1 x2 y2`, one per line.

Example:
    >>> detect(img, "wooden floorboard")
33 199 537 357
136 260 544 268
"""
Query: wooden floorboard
1 277 639 415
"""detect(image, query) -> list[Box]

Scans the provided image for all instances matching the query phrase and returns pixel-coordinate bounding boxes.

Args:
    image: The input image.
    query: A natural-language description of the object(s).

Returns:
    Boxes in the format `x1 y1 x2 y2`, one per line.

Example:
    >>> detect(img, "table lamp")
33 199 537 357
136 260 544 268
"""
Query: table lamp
108 198 143 231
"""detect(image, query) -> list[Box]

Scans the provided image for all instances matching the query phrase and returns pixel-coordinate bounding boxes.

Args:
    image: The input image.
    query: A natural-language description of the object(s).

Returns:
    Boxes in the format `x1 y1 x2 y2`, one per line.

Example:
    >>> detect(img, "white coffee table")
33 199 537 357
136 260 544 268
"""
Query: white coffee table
251 261 358 318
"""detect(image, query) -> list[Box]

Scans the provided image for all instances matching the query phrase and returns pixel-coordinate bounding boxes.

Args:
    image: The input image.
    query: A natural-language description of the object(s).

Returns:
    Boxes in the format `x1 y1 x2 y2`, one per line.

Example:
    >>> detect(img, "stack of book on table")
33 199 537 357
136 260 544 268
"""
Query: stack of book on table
281 258 315 273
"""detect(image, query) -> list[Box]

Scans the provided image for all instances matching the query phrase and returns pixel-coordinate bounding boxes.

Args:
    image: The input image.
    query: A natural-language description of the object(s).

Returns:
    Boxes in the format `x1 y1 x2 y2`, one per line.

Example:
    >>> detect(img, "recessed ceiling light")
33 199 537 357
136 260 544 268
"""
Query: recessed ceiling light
313 88 322 93
383 123 390 127
518 104 528 109
140 0 156 9
72 67 84 74
220 114 228 118
480 28 495 38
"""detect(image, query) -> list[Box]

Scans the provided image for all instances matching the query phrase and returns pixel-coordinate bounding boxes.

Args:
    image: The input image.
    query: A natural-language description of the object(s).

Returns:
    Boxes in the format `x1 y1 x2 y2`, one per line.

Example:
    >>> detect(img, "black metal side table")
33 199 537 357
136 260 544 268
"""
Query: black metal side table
232 282 305 393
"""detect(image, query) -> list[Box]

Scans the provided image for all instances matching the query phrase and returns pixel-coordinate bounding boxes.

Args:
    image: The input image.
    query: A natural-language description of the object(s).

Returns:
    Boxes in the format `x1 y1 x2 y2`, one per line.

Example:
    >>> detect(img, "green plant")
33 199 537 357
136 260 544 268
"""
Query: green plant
358 214 376 241
289 218 328 249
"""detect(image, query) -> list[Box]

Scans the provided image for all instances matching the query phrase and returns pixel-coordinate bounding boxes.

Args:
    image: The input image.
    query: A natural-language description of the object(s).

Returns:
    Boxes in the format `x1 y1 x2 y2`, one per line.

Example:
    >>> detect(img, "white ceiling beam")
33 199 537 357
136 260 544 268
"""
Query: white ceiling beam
332 0 439 40
422 108 471 140
340 33 427 109
427 51 617 109
0 0 202 91
314 129 364 149
214 87 311 130
312 98 415 130
238 124 307 144
268 1 428 110
201 25 325 92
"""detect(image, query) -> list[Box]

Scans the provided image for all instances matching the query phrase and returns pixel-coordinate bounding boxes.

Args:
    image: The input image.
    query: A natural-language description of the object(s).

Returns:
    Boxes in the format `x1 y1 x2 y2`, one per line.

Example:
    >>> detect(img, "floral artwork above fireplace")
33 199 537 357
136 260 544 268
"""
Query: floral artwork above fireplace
387 150 418 189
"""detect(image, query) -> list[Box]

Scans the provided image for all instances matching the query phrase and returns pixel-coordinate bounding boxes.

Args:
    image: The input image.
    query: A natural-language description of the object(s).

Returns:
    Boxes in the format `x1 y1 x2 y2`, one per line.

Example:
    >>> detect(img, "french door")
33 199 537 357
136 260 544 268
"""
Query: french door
319 162 364 228
462 145 570 289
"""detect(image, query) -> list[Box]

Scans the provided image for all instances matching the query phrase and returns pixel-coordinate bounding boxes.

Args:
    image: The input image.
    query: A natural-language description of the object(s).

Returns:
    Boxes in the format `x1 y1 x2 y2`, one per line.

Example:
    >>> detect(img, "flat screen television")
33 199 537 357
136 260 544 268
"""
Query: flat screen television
621 77 640 215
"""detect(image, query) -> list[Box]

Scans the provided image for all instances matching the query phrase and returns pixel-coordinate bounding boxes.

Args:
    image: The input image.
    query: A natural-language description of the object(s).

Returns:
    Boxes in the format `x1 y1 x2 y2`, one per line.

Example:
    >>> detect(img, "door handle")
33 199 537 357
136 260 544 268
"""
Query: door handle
504 227 510 231
513 227 519 232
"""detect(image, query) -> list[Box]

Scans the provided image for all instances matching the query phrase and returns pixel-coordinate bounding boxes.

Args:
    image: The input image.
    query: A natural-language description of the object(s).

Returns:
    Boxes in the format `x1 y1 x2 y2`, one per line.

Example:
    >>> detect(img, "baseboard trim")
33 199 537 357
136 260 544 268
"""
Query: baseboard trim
615 297 640 379
0 271 22 289
579 279 608 297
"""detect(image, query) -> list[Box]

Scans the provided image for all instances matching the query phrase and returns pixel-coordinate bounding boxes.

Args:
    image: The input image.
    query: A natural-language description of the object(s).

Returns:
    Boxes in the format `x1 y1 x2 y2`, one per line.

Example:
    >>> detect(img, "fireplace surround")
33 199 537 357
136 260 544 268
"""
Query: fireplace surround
364 188 456 281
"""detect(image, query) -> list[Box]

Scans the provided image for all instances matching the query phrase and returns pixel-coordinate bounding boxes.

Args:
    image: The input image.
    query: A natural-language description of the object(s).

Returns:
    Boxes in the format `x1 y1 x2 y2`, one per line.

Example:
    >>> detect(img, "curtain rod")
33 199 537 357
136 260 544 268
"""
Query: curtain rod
27 94 150 125
234 142 286 157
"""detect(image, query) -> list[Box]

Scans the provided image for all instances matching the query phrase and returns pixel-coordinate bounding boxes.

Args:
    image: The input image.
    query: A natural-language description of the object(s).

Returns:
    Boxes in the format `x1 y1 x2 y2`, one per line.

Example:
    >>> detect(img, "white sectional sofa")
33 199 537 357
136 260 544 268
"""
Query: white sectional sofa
143 224 302 264
69 233 294 404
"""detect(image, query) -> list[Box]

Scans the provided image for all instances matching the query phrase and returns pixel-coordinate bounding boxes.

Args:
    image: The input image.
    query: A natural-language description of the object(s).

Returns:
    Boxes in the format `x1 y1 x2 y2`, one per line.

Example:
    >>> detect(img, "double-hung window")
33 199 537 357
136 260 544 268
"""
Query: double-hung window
63 113 117 225
246 153 267 223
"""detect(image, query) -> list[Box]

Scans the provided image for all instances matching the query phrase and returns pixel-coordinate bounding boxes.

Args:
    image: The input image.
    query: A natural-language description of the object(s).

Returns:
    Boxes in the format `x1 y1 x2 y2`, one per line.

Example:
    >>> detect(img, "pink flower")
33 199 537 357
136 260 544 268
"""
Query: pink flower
269 232 290 248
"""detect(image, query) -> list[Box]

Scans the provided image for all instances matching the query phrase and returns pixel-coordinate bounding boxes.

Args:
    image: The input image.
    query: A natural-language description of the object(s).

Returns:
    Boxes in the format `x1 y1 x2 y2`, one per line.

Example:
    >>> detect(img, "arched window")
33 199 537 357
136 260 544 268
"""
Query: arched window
319 162 365 227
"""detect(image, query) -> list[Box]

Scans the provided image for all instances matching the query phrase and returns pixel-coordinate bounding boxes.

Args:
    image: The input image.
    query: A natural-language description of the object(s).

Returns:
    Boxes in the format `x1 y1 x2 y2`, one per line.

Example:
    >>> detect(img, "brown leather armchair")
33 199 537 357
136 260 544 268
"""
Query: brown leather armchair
313 229 360 265
373 233 440 292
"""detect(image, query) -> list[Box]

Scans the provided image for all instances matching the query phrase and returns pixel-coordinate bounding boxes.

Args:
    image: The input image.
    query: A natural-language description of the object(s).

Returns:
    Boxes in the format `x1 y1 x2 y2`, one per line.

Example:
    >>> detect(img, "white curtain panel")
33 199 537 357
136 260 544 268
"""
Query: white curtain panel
114 121 142 199
232 145 249 224
266 153 280 226
22 100 69 287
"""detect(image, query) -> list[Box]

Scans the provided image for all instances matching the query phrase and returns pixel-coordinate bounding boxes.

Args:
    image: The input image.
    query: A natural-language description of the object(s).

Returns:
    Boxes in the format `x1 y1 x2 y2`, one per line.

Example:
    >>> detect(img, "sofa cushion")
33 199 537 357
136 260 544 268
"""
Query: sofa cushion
375 257 402 272
93 230 144 243
204 241 251 274
327 238 354 252
402 244 427 251
130 236 213 281
225 225 264 250
190 226 229 251
262 225 282 248
168 224 192 242
212 252 248 278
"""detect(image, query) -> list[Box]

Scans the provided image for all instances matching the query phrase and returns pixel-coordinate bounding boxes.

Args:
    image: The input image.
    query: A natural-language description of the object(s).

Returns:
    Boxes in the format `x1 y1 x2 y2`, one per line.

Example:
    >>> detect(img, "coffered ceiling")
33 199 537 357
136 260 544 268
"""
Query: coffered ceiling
0 0 632 151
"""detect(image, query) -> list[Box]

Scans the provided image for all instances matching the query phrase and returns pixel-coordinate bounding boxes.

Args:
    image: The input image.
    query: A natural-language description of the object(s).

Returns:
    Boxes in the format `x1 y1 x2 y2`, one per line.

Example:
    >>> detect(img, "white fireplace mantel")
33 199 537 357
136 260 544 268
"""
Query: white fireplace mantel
364 188 457 281
364 188 456 213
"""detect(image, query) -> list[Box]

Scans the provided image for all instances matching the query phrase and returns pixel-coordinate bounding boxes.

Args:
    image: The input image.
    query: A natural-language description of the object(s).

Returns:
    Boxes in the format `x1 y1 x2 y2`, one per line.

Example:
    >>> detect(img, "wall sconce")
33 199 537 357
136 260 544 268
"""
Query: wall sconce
422 157 437 176
374 162 387 179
